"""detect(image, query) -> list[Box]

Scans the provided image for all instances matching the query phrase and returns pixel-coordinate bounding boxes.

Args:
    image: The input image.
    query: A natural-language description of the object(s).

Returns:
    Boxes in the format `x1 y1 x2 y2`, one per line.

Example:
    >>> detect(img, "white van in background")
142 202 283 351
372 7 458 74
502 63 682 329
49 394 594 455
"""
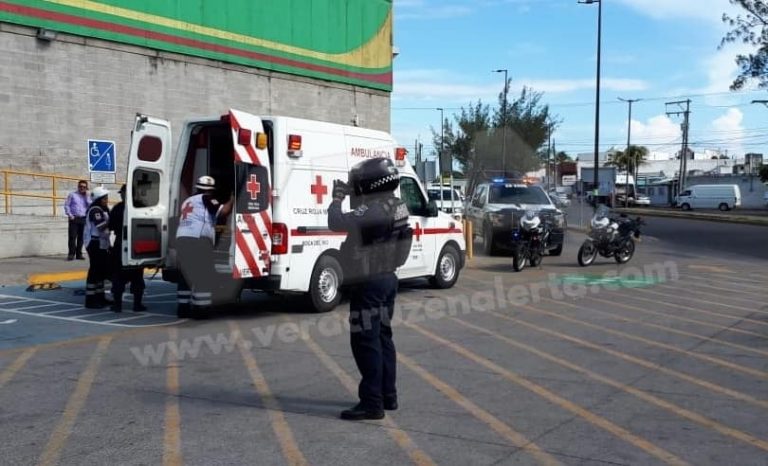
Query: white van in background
676 184 741 211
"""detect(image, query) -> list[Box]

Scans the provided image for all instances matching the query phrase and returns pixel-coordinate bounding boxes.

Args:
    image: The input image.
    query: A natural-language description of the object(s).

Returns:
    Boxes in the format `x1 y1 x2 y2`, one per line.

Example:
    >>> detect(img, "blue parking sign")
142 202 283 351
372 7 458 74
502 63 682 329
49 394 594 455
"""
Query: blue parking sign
87 140 116 173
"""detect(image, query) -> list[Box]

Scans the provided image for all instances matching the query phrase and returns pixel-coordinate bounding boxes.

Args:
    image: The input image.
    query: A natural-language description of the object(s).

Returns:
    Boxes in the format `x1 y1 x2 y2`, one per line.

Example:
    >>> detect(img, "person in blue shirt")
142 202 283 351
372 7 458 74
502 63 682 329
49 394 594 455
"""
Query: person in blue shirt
64 180 90 260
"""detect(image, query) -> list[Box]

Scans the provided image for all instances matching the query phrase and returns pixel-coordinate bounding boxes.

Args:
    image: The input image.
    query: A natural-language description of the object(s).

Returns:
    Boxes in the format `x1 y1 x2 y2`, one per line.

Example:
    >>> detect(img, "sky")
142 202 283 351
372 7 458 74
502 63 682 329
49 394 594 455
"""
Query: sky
390 0 768 163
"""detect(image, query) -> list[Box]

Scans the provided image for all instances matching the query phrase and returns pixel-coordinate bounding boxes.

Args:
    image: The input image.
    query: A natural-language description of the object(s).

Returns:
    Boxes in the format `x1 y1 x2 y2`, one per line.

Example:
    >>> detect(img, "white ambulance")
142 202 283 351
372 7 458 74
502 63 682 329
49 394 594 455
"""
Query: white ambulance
123 110 465 314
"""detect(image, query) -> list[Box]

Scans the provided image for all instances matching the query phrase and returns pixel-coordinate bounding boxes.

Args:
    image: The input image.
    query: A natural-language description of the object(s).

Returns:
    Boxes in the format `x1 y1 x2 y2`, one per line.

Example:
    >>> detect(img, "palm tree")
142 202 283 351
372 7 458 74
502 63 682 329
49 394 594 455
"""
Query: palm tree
606 145 649 175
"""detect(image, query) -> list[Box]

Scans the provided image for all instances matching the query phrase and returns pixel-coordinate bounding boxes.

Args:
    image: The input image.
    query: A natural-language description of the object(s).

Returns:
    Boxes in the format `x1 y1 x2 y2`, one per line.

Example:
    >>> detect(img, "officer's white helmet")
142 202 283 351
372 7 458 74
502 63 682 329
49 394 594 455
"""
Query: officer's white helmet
91 186 109 201
520 210 541 230
195 175 216 191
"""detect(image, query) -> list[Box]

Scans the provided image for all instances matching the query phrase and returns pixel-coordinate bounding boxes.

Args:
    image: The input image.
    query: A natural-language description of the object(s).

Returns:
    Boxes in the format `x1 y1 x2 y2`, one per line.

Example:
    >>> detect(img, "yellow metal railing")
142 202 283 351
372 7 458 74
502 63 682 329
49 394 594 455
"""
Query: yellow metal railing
0 170 123 216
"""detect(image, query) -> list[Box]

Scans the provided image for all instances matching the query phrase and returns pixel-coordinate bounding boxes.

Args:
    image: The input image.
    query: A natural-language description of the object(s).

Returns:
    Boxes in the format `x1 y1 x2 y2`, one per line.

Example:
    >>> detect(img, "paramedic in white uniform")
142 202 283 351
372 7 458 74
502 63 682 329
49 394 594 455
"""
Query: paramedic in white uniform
175 175 233 318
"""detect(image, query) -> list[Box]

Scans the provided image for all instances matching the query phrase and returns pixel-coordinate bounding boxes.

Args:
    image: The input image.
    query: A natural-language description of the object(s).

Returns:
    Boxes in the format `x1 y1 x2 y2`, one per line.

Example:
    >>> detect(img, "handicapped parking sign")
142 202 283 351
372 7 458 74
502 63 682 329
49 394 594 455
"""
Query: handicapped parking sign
87 139 116 173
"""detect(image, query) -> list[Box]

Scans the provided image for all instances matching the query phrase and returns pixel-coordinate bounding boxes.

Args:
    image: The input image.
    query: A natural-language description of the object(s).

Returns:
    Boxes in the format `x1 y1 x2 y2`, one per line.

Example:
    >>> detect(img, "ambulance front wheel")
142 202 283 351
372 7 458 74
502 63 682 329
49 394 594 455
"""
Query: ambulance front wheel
430 245 460 289
308 255 343 313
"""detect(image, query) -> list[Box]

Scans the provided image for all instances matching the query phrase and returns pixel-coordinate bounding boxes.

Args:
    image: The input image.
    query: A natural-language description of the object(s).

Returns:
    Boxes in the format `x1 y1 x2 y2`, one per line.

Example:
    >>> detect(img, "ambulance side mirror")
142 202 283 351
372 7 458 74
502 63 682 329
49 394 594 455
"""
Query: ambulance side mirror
426 201 439 217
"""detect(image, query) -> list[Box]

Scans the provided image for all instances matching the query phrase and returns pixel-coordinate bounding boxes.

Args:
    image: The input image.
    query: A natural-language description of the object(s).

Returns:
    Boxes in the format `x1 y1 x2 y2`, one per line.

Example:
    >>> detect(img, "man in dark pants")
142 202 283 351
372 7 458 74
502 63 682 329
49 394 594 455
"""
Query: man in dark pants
175 176 234 318
109 185 146 313
84 186 112 308
328 158 412 421
64 180 90 260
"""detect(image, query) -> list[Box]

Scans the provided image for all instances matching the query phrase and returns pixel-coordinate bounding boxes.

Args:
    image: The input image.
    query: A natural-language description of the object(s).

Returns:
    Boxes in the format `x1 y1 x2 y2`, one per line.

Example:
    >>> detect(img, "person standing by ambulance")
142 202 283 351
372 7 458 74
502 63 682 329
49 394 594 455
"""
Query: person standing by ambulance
328 158 412 421
175 176 234 318
84 186 112 308
108 185 146 313
64 180 90 260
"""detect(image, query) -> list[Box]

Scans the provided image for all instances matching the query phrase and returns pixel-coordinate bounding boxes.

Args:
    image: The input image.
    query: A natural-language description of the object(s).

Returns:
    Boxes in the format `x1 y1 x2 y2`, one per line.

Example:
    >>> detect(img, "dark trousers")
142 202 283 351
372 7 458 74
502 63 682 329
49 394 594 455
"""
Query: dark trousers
112 266 145 298
348 272 398 410
176 237 215 310
85 240 110 307
68 217 85 257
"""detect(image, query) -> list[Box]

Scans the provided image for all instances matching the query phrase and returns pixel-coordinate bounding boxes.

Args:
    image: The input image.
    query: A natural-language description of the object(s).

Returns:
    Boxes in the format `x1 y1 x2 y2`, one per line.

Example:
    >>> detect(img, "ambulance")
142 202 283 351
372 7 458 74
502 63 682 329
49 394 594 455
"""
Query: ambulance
123 110 465 315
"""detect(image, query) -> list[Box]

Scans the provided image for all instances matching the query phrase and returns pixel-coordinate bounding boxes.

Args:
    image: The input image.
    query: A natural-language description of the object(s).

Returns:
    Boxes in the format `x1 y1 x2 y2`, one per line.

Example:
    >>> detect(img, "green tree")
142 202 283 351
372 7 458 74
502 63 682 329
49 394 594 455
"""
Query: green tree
721 1 768 89
605 145 649 174
759 164 768 182
432 84 558 195
555 151 571 164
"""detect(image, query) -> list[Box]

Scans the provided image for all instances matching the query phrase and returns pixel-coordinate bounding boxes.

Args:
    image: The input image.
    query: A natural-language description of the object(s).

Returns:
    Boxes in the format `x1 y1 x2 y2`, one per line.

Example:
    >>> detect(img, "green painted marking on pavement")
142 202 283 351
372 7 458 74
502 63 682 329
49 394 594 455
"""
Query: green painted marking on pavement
554 274 663 288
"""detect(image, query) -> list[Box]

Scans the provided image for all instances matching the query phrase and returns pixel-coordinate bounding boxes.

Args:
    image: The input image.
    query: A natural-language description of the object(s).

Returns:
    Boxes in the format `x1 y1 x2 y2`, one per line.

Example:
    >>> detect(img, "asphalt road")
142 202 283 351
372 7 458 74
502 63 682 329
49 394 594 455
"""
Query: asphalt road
640 216 768 261
565 201 768 261
0 233 767 465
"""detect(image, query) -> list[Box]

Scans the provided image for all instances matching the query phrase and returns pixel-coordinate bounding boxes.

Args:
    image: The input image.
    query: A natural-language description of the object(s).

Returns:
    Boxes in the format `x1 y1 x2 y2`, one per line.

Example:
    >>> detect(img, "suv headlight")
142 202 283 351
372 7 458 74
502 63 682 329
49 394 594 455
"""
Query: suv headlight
554 213 565 228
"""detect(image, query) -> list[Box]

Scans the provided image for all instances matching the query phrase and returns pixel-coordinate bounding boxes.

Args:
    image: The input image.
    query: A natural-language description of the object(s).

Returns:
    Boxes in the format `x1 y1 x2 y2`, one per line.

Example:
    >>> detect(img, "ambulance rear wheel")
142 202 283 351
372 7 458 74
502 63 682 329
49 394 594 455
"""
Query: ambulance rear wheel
430 245 460 289
308 255 343 313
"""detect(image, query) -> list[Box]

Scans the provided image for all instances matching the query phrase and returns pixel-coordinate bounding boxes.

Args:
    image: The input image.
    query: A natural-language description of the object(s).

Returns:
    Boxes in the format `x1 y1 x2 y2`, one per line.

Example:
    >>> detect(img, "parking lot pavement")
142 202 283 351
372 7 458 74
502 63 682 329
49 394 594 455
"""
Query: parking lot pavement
1 235 767 465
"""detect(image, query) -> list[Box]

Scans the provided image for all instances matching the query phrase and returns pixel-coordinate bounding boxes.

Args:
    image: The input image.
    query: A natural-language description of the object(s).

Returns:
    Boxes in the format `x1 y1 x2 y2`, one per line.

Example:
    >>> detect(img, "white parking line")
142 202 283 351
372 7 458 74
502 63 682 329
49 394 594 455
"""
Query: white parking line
0 299 32 306
0 293 185 327
12 302 60 311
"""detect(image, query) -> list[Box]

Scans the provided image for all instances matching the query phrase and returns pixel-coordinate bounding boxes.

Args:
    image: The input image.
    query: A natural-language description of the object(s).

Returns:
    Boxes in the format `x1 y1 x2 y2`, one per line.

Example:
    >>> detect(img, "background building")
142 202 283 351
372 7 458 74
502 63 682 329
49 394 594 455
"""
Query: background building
0 0 394 176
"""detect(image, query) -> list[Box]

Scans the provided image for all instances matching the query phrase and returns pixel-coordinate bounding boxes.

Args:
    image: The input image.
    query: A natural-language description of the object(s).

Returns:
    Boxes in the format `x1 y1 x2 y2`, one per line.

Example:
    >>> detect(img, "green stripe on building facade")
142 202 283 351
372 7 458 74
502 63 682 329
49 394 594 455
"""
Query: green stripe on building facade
0 0 393 90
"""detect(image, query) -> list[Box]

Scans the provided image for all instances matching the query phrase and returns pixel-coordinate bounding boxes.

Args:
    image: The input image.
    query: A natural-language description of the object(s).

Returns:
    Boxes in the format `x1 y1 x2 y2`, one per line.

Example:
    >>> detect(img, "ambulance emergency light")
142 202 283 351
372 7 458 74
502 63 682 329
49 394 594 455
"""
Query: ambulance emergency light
395 147 407 167
287 134 303 158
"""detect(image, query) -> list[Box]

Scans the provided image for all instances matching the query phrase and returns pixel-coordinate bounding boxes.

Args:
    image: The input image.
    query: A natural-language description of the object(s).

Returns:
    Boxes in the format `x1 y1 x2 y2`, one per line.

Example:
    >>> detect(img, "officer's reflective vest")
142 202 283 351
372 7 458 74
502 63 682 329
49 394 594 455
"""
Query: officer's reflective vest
84 205 110 250
176 194 216 243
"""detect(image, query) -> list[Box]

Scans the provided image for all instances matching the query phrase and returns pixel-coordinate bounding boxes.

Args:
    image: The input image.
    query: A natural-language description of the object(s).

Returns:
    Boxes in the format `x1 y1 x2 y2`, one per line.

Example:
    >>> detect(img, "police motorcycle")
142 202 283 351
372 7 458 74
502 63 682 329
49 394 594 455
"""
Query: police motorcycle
577 205 644 267
512 210 551 272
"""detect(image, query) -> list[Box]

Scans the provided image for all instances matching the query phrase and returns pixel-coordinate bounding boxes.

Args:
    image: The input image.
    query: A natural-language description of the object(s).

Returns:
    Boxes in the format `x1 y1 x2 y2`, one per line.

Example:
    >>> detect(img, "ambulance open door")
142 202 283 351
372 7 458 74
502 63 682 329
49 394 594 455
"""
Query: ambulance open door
124 114 172 267
227 109 272 279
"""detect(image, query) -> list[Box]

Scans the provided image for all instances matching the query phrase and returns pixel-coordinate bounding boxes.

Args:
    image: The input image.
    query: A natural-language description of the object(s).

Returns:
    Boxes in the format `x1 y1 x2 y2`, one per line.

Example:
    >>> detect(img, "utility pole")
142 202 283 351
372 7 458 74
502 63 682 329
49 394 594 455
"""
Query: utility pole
666 99 691 198
437 107 445 210
553 139 558 189
578 0 602 210
493 69 509 177
619 98 640 207
547 133 552 191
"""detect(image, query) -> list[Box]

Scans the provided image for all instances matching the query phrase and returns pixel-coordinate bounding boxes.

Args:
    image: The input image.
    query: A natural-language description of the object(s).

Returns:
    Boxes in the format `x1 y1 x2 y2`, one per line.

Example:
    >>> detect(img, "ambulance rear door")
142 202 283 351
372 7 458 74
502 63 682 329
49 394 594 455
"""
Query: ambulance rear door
124 114 172 266
227 109 272 280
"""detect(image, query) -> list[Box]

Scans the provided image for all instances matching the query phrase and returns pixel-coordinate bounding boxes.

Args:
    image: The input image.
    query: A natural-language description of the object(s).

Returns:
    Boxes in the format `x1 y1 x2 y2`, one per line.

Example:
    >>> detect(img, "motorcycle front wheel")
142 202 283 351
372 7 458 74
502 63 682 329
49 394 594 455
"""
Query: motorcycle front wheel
513 252 527 272
614 238 636 264
577 241 598 267
530 253 543 267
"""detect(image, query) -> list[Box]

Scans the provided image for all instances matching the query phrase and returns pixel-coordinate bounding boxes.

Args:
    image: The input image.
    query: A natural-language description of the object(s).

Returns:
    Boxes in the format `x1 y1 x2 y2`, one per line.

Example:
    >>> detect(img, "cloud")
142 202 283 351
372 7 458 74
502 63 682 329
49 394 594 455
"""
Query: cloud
394 1 474 20
708 107 745 155
614 0 738 24
629 115 681 155
393 69 648 102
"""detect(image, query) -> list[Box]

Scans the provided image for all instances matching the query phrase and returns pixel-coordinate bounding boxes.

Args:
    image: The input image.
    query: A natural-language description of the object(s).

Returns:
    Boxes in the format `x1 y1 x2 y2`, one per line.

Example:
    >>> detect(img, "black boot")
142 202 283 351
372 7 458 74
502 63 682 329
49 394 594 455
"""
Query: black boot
133 294 147 312
340 403 385 421
111 293 123 312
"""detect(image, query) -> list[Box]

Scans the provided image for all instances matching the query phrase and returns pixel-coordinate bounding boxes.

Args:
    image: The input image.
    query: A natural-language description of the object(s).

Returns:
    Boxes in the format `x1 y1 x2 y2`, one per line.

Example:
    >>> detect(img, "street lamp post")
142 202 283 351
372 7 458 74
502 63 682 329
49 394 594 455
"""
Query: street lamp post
579 0 601 208
437 107 445 210
493 69 508 177
619 97 640 208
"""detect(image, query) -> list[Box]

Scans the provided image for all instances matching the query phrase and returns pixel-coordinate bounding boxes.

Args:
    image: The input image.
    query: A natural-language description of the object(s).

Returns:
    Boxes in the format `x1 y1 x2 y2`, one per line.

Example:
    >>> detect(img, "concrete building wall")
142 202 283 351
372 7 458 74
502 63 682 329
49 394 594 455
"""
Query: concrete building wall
0 23 391 179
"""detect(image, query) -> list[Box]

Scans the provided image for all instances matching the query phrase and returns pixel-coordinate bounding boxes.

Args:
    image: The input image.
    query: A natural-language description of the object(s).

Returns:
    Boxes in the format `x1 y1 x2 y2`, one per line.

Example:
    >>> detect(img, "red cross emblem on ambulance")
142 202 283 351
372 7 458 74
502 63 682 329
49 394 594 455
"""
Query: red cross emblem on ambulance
413 222 423 242
310 175 328 204
246 175 261 200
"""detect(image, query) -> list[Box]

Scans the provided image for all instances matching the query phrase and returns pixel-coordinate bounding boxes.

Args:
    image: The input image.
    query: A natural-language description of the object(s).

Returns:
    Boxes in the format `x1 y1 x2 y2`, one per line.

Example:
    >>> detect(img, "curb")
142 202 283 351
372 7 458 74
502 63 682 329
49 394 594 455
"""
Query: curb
613 208 768 227
26 267 161 286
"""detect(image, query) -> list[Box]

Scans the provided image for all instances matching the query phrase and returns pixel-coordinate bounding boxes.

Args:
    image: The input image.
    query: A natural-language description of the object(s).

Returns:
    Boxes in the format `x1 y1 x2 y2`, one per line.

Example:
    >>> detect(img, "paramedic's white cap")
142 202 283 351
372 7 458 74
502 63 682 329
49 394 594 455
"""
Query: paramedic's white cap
196 175 216 191
91 186 109 200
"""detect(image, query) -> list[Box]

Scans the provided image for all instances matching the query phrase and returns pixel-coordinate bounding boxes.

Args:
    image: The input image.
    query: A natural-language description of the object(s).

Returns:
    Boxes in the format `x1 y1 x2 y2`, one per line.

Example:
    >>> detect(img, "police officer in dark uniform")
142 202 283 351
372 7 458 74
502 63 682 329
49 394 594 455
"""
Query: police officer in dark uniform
109 184 147 313
328 157 412 421
84 186 113 308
